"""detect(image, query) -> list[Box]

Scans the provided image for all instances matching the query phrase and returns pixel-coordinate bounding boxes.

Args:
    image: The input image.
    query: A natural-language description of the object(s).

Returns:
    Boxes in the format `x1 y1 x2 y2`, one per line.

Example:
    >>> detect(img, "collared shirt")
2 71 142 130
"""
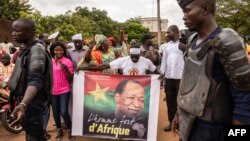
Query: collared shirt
158 43 167 54
68 46 89 69
160 40 184 79
52 56 74 95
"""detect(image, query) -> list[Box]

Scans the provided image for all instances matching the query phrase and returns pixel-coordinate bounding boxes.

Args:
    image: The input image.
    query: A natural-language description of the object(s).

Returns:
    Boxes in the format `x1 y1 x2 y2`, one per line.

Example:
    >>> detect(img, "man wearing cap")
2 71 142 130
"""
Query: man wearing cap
173 0 250 141
140 34 160 66
68 33 89 69
77 44 161 75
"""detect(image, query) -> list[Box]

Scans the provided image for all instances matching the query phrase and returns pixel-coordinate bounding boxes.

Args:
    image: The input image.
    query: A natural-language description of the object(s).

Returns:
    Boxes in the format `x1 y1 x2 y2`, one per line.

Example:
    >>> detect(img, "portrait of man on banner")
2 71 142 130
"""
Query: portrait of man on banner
82 72 151 140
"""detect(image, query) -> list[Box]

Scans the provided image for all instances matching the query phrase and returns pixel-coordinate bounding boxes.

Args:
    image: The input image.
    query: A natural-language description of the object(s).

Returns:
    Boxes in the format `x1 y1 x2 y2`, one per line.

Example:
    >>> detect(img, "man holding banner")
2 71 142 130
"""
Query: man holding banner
76 44 162 75
74 44 161 140
72 71 161 140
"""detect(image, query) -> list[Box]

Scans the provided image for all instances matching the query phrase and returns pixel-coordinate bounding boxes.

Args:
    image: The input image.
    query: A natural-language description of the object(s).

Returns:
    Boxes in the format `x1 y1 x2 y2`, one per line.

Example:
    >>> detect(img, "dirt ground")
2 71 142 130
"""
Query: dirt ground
0 89 179 141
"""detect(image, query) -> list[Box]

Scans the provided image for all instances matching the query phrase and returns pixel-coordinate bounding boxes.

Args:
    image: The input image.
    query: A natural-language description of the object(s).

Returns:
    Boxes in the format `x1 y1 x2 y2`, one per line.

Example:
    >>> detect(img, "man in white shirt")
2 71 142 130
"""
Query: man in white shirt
77 44 161 75
158 33 171 56
159 25 186 132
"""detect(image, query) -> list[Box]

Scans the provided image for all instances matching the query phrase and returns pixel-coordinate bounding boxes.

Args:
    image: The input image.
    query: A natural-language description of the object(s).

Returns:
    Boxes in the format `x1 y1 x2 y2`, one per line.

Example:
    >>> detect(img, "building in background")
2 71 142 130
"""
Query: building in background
138 17 168 33
138 17 168 45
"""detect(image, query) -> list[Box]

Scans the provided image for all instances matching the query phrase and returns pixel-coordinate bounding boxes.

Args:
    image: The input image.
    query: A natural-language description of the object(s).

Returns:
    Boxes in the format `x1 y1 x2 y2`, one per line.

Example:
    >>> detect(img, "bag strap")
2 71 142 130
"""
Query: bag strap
183 33 198 59
195 31 221 60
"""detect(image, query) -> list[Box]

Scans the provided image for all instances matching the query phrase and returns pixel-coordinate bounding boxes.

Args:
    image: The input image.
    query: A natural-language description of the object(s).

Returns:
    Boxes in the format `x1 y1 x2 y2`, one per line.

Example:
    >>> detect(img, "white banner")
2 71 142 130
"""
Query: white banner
72 71 160 141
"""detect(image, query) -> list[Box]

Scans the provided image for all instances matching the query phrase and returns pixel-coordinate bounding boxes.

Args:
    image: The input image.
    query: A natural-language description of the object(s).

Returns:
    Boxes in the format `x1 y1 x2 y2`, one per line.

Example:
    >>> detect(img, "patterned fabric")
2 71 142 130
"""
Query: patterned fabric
0 63 14 97
91 48 116 74
0 63 15 81
115 41 129 57
94 34 107 50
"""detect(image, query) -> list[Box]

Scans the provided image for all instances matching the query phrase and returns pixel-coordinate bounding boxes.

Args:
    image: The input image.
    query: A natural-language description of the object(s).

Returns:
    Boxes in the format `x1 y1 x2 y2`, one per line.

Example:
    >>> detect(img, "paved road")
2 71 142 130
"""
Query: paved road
0 89 179 141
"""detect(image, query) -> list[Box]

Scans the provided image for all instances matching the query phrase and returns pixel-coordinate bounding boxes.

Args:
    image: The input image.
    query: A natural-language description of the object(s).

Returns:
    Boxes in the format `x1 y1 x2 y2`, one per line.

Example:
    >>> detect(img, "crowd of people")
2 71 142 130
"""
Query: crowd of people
0 0 249 141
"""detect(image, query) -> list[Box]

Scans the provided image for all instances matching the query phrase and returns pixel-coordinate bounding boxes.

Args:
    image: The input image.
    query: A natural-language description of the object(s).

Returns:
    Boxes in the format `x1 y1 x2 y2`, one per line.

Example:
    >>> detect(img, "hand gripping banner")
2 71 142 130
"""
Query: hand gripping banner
72 71 160 141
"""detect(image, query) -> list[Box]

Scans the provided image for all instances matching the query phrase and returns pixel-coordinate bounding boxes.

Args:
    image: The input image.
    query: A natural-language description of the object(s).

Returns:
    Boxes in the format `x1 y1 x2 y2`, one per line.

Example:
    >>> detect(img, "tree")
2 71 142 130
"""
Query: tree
19 5 149 43
124 19 150 42
0 0 32 20
74 7 120 37
216 0 250 39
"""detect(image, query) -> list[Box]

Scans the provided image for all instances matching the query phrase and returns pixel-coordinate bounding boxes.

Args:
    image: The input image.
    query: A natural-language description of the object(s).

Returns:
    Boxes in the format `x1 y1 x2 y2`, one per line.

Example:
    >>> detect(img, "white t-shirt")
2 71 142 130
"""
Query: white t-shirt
109 56 156 75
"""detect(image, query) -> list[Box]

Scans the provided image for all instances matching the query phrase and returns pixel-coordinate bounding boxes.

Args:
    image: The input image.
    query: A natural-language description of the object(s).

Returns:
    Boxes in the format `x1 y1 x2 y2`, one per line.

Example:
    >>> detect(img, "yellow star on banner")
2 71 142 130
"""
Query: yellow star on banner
89 83 109 102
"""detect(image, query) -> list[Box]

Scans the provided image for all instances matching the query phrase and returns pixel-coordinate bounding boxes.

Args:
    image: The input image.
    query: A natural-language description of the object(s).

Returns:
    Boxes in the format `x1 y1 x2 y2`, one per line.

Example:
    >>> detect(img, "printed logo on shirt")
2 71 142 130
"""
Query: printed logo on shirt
129 68 139 76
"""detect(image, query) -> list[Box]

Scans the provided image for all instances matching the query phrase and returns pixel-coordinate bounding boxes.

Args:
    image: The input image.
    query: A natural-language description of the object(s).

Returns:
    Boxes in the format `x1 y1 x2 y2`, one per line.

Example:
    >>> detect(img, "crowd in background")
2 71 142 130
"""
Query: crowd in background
1 19 250 141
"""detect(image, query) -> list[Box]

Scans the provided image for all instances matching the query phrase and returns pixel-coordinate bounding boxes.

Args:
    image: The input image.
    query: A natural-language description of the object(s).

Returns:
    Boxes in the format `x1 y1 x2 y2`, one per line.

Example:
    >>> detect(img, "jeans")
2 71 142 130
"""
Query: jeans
21 102 46 141
42 101 50 130
51 92 72 130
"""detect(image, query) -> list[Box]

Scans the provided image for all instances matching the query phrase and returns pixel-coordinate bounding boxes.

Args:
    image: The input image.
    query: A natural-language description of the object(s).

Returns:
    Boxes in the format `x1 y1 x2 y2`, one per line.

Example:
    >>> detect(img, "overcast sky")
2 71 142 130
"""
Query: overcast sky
28 0 185 29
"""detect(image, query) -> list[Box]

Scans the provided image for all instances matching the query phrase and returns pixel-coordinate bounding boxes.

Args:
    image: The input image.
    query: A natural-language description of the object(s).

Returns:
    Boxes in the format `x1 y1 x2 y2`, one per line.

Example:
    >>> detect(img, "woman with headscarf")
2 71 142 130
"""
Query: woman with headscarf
90 34 117 74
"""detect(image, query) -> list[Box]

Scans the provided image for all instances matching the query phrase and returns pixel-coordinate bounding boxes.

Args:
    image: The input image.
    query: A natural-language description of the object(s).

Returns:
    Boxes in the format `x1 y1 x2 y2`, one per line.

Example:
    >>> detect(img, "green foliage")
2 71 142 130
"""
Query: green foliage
0 0 32 20
124 19 150 42
74 7 120 37
2 3 149 42
216 0 250 38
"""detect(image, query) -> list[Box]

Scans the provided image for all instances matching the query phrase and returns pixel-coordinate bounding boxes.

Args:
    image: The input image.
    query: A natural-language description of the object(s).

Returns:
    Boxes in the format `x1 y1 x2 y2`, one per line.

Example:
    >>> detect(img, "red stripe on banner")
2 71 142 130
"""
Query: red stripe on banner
84 72 151 94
